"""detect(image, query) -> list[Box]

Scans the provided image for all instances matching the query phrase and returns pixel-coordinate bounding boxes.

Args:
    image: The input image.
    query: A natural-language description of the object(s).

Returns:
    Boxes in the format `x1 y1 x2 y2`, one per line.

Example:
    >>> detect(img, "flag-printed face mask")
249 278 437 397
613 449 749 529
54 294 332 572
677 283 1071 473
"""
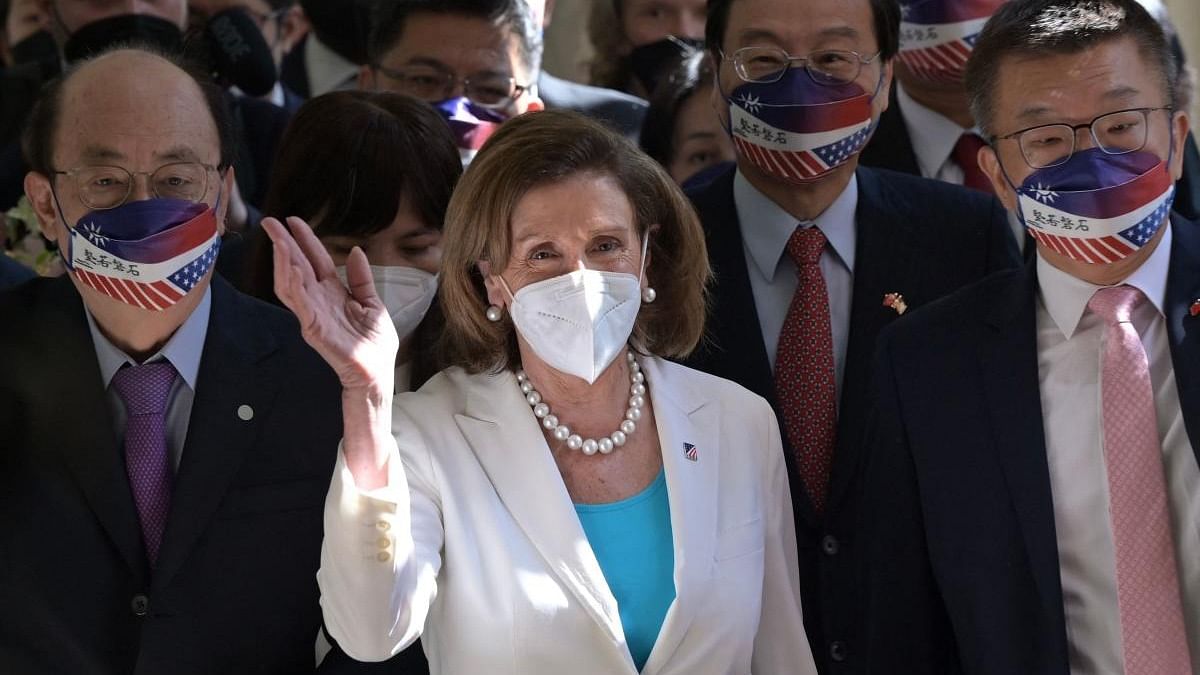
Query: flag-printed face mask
896 0 1007 83
434 97 506 166
1013 148 1175 265
726 68 877 184
63 198 222 311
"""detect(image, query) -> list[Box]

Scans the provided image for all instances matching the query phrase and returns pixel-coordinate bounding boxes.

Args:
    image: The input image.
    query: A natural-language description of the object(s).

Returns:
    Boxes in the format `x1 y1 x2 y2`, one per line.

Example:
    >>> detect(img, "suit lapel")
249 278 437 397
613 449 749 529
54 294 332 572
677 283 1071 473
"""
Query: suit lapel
976 262 1067 631
42 278 149 579
455 370 628 652
639 360 718 675
152 278 282 589
827 168 922 513
1165 214 1200 463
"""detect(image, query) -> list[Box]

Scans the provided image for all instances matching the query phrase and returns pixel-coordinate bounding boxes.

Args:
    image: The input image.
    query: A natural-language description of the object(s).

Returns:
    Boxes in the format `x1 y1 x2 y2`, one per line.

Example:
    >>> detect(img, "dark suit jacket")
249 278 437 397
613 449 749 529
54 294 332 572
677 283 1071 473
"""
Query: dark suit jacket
683 163 1019 674
0 255 35 289
537 72 648 141
859 89 1200 221
0 275 346 673
860 215 1200 674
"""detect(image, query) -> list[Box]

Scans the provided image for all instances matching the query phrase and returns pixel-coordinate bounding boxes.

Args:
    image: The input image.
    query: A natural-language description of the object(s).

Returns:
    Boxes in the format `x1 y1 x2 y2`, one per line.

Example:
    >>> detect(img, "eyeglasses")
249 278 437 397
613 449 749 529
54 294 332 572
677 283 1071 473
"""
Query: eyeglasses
53 162 220 210
720 47 881 86
990 107 1172 169
373 64 529 109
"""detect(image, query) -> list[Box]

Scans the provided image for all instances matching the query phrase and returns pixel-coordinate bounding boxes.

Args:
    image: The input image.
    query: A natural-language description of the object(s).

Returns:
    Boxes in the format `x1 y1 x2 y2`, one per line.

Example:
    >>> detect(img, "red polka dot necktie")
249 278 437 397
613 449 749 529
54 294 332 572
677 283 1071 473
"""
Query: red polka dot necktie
1089 286 1191 674
111 361 178 567
775 226 837 516
951 132 995 194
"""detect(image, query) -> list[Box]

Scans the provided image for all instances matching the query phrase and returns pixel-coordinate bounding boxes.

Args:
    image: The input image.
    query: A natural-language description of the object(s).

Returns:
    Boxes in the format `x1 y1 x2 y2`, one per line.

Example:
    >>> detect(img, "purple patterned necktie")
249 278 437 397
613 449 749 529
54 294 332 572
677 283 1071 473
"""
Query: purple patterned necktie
111 361 178 567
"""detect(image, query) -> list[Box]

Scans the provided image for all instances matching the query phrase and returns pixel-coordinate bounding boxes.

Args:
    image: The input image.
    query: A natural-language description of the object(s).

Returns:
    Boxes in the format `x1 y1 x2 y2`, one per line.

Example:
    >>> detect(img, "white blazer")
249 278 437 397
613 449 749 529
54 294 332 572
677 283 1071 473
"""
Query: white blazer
318 357 817 674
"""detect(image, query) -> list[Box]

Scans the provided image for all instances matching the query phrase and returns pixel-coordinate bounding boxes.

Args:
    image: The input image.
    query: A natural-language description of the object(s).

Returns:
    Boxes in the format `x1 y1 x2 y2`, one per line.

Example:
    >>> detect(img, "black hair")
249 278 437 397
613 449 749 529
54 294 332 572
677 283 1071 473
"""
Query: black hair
639 50 713 167
965 0 1177 137
704 0 900 61
367 0 543 77
21 42 237 176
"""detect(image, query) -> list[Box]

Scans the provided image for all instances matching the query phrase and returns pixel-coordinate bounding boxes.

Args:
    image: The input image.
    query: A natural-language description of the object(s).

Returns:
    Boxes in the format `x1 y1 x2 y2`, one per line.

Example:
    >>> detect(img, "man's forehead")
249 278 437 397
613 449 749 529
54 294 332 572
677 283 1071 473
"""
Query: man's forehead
388 12 526 73
726 0 874 48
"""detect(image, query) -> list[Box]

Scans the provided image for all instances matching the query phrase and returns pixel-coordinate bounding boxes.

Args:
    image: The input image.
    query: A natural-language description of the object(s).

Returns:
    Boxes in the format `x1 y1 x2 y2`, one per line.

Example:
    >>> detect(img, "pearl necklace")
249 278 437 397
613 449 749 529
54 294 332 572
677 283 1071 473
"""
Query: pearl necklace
517 352 646 455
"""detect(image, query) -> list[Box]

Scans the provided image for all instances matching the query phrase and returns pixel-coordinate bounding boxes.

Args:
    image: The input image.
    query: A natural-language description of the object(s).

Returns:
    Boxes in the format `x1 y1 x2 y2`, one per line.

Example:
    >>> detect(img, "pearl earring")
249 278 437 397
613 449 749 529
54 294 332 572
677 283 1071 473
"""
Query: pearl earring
642 287 657 303
486 305 503 322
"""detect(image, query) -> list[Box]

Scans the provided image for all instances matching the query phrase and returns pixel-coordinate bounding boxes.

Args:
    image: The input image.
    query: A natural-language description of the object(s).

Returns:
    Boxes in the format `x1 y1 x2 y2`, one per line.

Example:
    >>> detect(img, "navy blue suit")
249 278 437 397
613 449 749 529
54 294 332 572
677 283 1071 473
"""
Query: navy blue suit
860 215 1200 674
0 254 34 289
0 275 347 673
537 72 648 141
683 163 1019 674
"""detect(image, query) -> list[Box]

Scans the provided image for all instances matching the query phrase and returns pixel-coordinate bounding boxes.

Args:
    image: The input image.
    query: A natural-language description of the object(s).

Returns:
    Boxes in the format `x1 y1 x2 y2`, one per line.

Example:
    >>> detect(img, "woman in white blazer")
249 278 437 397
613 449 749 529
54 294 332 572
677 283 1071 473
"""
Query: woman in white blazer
263 110 818 675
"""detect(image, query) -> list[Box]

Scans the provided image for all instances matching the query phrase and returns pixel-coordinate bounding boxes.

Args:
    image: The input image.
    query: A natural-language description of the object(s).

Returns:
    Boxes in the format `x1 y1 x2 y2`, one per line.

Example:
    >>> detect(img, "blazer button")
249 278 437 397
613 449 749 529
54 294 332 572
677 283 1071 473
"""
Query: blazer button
130 594 150 617
829 640 847 663
822 535 840 556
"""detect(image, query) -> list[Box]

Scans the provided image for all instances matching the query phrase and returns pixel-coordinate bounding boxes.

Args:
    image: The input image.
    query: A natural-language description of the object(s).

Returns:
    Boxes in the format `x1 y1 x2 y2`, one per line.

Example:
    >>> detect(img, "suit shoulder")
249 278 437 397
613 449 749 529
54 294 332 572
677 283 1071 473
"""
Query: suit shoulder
860 166 999 216
652 358 772 415
882 267 1025 349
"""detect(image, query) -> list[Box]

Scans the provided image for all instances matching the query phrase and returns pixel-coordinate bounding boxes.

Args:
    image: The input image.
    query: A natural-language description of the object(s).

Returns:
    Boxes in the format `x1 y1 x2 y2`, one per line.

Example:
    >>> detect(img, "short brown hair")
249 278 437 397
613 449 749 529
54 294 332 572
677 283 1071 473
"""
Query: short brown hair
965 0 1177 137
439 109 711 373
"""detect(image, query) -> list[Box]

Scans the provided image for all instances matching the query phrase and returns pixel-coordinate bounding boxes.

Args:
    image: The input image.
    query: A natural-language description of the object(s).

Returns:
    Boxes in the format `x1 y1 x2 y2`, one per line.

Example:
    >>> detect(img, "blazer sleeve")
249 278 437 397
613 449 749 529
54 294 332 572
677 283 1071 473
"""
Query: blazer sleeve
859 331 962 674
984 196 1022 275
317 405 445 663
751 399 819 674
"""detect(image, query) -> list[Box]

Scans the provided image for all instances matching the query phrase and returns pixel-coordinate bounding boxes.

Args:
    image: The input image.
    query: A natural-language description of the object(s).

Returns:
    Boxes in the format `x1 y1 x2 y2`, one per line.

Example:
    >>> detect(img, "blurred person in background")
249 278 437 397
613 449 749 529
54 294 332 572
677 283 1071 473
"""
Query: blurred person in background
360 0 544 166
279 0 371 98
639 49 734 185
589 0 705 99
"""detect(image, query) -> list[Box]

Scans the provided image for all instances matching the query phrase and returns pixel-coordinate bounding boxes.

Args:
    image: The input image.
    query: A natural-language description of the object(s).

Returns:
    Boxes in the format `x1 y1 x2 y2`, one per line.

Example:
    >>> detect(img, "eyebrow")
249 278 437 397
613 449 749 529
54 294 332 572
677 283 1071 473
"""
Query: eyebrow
156 146 204 163
1015 86 1144 124
79 144 125 163
402 56 511 80
77 144 206 166
682 131 719 142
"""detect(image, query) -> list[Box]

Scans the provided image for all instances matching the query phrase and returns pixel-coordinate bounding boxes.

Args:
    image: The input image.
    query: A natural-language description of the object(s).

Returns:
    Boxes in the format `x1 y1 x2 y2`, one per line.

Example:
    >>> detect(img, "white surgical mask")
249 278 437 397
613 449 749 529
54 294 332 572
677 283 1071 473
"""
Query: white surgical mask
498 237 648 385
337 265 438 341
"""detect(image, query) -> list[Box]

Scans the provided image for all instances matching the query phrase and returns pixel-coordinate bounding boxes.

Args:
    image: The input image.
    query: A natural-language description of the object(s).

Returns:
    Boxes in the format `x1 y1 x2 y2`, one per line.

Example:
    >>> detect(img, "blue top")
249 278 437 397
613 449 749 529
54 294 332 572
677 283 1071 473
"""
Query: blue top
575 469 676 671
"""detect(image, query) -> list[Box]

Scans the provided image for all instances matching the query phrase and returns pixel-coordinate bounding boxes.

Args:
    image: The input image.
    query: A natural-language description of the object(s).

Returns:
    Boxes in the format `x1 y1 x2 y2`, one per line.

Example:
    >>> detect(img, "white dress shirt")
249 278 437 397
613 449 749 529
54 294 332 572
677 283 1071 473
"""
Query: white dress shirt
734 170 856 400
896 85 972 184
304 34 359 97
317 358 817 674
1035 224 1200 674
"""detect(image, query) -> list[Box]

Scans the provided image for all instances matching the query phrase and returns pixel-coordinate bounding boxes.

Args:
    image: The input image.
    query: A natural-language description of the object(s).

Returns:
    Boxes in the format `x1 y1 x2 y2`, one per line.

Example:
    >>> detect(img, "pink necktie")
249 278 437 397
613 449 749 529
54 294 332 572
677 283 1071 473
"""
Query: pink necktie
1088 285 1191 674
775 226 837 515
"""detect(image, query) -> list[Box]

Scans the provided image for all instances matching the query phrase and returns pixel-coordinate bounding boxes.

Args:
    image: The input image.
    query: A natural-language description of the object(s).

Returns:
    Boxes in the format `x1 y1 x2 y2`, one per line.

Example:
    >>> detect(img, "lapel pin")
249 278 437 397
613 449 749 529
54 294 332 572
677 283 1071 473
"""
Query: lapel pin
237 404 254 421
683 442 699 462
883 292 908 316
1190 299 1200 317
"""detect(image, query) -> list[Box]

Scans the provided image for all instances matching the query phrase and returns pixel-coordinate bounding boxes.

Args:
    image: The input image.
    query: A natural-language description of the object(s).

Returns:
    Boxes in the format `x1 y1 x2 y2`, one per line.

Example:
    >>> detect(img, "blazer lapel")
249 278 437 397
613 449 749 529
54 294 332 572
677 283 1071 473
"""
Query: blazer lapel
827 168 922 513
1165 215 1200 461
152 279 283 588
976 262 1068 632
455 370 628 653
639 359 718 675
41 278 149 579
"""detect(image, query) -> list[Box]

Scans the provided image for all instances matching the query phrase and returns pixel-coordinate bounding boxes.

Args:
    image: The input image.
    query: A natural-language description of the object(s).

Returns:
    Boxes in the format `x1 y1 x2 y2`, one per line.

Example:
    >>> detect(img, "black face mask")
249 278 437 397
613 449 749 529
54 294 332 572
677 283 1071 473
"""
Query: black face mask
299 0 372 65
628 36 703 94
63 14 183 63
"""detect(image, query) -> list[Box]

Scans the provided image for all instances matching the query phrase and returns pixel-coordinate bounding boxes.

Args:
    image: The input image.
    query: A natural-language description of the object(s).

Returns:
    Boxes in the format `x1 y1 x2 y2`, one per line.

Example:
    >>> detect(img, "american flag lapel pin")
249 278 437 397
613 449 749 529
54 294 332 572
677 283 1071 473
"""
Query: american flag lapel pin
882 292 908 316
683 442 699 462
1190 299 1200 317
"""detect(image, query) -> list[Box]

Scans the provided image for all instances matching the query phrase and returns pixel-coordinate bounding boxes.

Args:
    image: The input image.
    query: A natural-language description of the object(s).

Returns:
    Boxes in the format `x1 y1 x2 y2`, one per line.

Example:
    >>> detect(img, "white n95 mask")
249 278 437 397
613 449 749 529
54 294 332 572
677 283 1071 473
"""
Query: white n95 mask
502 269 642 384
337 265 438 341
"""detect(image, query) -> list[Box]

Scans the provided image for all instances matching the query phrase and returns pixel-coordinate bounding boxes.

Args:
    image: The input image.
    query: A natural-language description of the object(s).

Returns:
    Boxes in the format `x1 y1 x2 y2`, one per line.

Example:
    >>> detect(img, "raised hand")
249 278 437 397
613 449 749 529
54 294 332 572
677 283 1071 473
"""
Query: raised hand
262 216 398 393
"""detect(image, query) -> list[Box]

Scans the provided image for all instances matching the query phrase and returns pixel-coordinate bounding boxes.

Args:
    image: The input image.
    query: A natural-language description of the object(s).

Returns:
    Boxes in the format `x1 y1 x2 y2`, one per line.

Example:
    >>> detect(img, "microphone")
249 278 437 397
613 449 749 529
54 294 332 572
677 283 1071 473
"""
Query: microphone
202 8 278 98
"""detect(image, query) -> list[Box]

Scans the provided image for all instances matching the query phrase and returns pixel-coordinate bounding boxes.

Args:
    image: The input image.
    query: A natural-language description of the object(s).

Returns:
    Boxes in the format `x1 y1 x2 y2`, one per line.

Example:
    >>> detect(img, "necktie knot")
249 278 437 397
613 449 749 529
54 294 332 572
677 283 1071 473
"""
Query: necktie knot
1087 285 1145 325
111 361 178 416
786 225 827 267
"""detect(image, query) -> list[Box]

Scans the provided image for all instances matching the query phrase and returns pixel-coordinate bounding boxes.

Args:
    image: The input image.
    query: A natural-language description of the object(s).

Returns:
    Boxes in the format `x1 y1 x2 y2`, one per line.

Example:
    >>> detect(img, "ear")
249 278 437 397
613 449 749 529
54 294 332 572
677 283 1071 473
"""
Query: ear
216 167 237 236
477 260 510 308
357 64 376 91
1168 109 1190 181
23 171 66 245
978 145 1018 212
875 59 894 116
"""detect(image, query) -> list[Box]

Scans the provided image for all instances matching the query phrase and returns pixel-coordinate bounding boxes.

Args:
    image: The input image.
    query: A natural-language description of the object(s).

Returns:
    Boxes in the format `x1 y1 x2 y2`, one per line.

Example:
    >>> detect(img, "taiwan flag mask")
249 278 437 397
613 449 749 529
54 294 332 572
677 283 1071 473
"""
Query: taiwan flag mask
896 0 1008 83
63 198 222 311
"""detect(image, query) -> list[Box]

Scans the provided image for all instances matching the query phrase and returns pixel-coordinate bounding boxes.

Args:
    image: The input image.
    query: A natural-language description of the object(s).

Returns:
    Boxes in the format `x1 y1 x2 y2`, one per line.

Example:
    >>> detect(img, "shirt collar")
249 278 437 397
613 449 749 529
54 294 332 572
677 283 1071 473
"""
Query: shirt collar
733 169 858 281
896 84 971 179
86 286 212 391
1037 222 1172 339
305 35 359 96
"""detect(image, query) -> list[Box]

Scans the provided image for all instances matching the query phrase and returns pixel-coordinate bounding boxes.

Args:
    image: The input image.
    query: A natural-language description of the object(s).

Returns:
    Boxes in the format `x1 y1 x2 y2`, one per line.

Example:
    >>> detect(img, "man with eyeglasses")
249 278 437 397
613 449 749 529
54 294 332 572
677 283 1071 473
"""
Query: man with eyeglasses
0 45 351 673
361 0 544 166
681 0 1018 672
860 1 1200 673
